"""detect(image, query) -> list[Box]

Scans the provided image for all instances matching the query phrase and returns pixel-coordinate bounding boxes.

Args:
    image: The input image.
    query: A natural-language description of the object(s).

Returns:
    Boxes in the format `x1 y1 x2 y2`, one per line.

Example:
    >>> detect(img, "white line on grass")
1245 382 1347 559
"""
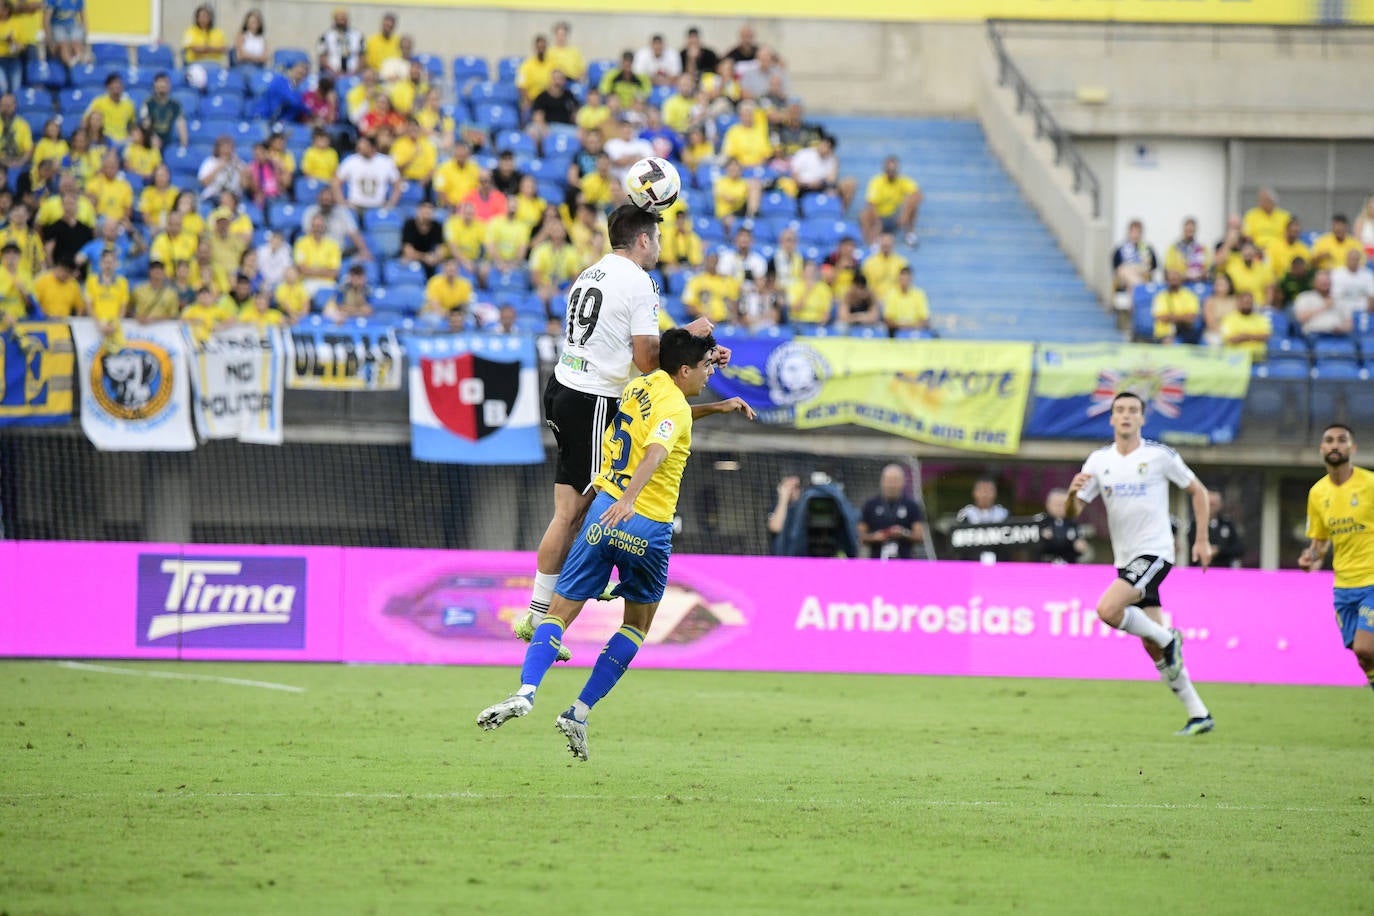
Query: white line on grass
55 660 305 693
0 788 1344 814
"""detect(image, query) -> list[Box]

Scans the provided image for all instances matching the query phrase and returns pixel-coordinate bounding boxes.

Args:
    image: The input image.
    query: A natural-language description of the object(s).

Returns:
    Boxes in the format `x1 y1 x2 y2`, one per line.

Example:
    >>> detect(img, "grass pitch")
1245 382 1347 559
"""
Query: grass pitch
2 660 1370 915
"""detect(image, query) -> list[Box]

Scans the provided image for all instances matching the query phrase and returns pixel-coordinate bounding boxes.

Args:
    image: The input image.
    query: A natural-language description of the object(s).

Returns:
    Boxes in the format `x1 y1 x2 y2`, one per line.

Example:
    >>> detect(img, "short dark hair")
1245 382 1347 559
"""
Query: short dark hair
974 476 998 488
1333 213 1349 224
1324 422 1354 439
0 242 18 255
148 260 166 272
607 203 661 250
1113 390 1146 410
104 73 122 87
658 328 716 377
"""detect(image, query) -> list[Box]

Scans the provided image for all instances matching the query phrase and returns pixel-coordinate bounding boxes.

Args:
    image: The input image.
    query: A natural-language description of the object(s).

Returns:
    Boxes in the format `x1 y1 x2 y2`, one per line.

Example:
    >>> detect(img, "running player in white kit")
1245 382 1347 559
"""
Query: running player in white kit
515 203 726 657
1068 391 1216 736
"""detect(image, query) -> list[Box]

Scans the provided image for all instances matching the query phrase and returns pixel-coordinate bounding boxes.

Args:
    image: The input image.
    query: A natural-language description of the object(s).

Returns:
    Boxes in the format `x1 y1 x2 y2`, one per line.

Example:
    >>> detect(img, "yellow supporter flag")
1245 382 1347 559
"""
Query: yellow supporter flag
0 320 75 424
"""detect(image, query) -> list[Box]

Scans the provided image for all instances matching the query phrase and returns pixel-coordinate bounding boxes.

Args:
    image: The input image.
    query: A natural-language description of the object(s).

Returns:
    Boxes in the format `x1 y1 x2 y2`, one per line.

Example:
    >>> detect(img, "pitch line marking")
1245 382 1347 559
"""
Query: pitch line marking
55 660 306 693
0 788 1343 814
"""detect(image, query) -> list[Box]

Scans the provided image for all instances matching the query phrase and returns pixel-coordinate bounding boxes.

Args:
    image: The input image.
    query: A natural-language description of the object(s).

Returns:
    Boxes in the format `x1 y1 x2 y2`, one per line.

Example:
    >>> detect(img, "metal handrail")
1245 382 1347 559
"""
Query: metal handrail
986 20 1102 219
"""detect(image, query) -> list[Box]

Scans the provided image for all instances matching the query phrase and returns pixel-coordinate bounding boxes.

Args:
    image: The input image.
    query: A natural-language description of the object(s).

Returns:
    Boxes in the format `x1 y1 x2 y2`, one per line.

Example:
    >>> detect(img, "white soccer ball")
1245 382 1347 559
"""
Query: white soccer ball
624 157 681 213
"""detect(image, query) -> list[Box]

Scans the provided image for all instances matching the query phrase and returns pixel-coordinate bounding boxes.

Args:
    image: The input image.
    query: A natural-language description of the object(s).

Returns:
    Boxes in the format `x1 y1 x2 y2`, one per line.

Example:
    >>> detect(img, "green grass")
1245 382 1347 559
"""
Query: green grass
2 661 1371 915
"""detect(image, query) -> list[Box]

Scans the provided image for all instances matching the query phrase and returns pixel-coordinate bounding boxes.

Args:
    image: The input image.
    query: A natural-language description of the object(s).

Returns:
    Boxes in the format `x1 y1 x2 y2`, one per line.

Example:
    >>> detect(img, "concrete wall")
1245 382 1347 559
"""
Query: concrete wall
161 3 989 115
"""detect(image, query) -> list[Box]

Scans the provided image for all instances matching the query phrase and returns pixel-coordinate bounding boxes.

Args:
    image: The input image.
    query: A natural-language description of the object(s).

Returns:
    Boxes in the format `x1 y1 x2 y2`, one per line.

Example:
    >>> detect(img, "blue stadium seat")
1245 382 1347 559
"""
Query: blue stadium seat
267 202 301 234
894 328 936 340
19 87 53 111
363 208 404 232
1262 354 1310 379
1131 283 1162 339
371 286 424 316
1300 230 1320 248
344 258 381 286
693 216 726 245
536 180 566 205
311 288 334 312
693 162 722 190
1310 335 1359 364
203 92 245 120
849 325 886 338
751 325 795 341
137 45 176 70
793 323 837 337
494 130 536 157
714 114 739 138
540 152 574 179
543 131 581 158
395 183 425 208
758 190 797 220
586 59 614 88
186 62 225 88
414 53 445 82
367 309 408 327
69 63 112 89
466 80 520 106
798 218 846 250
172 87 202 117
382 261 426 287
472 103 519 133
492 268 531 293
496 56 522 83
25 58 66 90
741 218 776 245
1263 307 1292 339
513 315 546 334
273 49 311 72
648 85 672 108
452 55 489 87
203 67 248 96
1268 335 1308 360
800 192 844 220
1312 359 1363 379
242 69 275 98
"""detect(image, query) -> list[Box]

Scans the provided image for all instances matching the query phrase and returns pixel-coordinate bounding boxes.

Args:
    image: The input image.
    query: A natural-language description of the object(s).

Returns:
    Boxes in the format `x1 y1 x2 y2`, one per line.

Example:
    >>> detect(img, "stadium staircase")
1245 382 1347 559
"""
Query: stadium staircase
817 116 1118 343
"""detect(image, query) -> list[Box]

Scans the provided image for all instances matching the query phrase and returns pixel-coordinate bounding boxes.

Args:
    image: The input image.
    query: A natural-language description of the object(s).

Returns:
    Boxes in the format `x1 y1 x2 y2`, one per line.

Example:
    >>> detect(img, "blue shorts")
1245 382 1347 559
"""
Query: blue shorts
555 490 673 606
49 21 84 43
1332 586 1374 649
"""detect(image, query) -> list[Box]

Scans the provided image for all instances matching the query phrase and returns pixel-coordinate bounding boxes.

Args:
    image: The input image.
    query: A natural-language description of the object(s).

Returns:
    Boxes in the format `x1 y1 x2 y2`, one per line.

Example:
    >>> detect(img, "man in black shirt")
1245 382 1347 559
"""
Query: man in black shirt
491 150 523 197
42 193 94 274
1188 490 1245 568
1034 488 1086 564
400 200 444 276
858 464 926 560
530 70 579 126
679 27 718 79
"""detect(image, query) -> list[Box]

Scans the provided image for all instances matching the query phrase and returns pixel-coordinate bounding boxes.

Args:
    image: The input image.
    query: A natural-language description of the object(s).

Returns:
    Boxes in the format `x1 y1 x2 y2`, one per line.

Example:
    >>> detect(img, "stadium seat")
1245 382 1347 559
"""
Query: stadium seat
536 180 566 206
514 315 547 334
494 130 537 157
496 56 522 84
1261 354 1310 379
365 229 402 259
1263 307 1292 339
741 218 776 245
472 103 519 133
70 63 112 89
267 202 301 234
451 55 489 87
57 88 91 117
414 53 445 82
18 87 53 111
136 45 176 70
371 286 424 315
1267 335 1308 361
752 325 794 341
793 324 836 337
363 208 404 233
491 268 531 293
25 58 66 90
894 328 936 340
659 295 688 325
543 131 580 158
172 87 202 117
586 59 614 88
203 92 245 120
713 324 745 339
272 48 311 72
800 192 844 220
466 80 520 106
242 69 275 98
648 85 672 108
798 218 846 250
1310 335 1359 364
849 325 886 338
311 288 334 312
186 62 225 88
693 162 722 190
344 258 381 285
382 261 426 287
367 309 408 327
758 190 797 220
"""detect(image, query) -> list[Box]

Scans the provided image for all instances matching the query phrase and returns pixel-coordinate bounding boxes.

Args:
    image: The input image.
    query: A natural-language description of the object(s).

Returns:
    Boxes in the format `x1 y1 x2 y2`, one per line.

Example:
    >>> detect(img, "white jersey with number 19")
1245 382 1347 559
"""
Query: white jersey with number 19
554 253 661 398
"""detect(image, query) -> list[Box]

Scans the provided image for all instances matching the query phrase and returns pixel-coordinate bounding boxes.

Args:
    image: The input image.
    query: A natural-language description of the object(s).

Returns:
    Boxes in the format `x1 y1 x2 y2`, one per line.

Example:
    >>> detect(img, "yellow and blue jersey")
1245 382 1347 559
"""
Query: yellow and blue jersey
595 369 693 524
1307 466 1374 589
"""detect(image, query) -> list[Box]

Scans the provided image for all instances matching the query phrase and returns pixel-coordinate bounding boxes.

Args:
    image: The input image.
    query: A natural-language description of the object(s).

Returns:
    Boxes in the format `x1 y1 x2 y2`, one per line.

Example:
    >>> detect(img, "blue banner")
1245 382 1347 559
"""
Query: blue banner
0 321 74 426
1027 343 1251 445
404 334 543 464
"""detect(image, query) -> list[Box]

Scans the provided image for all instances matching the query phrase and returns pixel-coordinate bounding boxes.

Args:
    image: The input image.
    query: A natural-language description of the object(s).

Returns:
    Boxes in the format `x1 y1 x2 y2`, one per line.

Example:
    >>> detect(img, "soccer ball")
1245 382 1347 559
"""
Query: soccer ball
624 157 681 213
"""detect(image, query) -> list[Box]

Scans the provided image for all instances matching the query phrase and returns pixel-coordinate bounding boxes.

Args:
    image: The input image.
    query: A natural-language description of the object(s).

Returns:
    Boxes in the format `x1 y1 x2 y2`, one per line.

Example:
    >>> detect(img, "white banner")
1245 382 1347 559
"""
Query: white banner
184 326 285 445
71 319 195 452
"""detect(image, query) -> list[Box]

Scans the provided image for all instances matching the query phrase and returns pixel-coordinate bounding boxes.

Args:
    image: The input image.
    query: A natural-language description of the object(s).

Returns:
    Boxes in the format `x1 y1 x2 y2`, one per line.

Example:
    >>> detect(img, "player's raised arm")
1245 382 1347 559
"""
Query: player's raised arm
690 397 755 421
1186 478 1211 569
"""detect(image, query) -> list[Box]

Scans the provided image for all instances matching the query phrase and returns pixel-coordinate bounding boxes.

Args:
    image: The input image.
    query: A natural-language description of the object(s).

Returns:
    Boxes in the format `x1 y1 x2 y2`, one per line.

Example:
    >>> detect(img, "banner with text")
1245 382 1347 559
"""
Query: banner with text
1 541 1361 687
0 321 74 426
1027 343 1251 445
405 333 543 464
184 325 284 445
284 325 403 391
708 338 1034 453
71 319 194 451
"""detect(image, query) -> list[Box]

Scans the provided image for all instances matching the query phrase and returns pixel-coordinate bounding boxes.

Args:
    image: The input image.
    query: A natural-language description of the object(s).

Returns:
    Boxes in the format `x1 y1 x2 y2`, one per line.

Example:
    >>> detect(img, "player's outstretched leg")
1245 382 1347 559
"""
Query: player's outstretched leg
476 614 571 730
476 692 533 731
554 623 647 761
514 607 572 662
1352 630 1374 693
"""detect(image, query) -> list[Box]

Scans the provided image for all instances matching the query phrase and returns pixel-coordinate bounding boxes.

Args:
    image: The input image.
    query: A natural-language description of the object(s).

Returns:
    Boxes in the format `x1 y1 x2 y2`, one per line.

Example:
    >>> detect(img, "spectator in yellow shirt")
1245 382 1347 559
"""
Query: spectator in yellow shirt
528 221 580 297
122 125 161 180
294 213 343 295
712 158 759 231
1151 269 1202 344
85 150 134 223
32 259 83 318
1219 292 1270 360
85 73 135 142
443 200 484 270
269 266 308 320
787 261 834 325
388 60 429 117
682 251 739 324
30 117 66 182
422 258 473 329
720 100 772 168
1163 217 1210 284
516 34 554 108
130 261 180 322
547 21 585 82
485 197 530 270
1266 216 1310 280
182 5 229 65
363 13 400 72
391 117 437 185
1239 188 1290 252
0 202 43 275
239 289 287 327
181 285 236 342
659 209 704 275
85 249 128 326
299 128 340 184
432 143 481 210
882 266 930 334
150 210 198 273
1311 214 1364 271
577 152 615 213
0 93 33 171
1225 241 1275 307
575 90 611 137
860 155 921 246
511 175 546 231
189 237 230 295
0 241 32 325
860 233 908 298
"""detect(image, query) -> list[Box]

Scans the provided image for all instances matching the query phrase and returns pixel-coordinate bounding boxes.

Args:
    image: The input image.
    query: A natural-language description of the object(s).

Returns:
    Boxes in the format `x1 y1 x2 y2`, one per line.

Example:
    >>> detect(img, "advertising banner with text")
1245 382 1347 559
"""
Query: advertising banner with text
0 542 1361 687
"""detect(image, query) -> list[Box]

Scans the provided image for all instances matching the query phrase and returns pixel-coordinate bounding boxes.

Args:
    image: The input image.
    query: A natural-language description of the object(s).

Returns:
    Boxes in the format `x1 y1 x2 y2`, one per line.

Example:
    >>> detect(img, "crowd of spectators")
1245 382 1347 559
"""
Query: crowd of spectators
1115 189 1374 362
0 9 935 344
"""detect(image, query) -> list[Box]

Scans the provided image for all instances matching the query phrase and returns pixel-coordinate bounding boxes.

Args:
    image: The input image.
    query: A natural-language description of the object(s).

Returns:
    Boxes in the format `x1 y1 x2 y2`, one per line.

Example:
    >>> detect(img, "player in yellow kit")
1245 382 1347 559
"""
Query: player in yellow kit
478 328 755 758
1299 422 1374 691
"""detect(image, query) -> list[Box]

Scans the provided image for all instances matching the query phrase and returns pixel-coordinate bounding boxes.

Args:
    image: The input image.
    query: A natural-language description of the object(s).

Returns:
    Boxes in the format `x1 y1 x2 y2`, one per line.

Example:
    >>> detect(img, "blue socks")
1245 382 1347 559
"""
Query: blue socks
519 615 566 690
576 625 645 714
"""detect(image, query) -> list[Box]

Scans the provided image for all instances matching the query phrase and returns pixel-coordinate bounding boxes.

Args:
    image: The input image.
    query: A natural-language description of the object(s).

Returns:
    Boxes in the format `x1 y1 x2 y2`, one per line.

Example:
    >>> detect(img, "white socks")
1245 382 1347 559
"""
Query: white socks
1117 605 1174 649
528 571 558 619
571 700 590 721
1156 662 1209 719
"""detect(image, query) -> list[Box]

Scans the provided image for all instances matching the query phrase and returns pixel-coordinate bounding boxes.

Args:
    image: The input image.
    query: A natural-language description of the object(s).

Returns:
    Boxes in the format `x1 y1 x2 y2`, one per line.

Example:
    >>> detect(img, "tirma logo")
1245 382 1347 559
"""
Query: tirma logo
136 556 307 649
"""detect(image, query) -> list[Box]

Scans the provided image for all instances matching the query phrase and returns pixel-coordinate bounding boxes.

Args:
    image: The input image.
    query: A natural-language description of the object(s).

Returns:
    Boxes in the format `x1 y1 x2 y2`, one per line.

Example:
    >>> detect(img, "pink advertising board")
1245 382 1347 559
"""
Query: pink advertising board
0 541 1362 686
